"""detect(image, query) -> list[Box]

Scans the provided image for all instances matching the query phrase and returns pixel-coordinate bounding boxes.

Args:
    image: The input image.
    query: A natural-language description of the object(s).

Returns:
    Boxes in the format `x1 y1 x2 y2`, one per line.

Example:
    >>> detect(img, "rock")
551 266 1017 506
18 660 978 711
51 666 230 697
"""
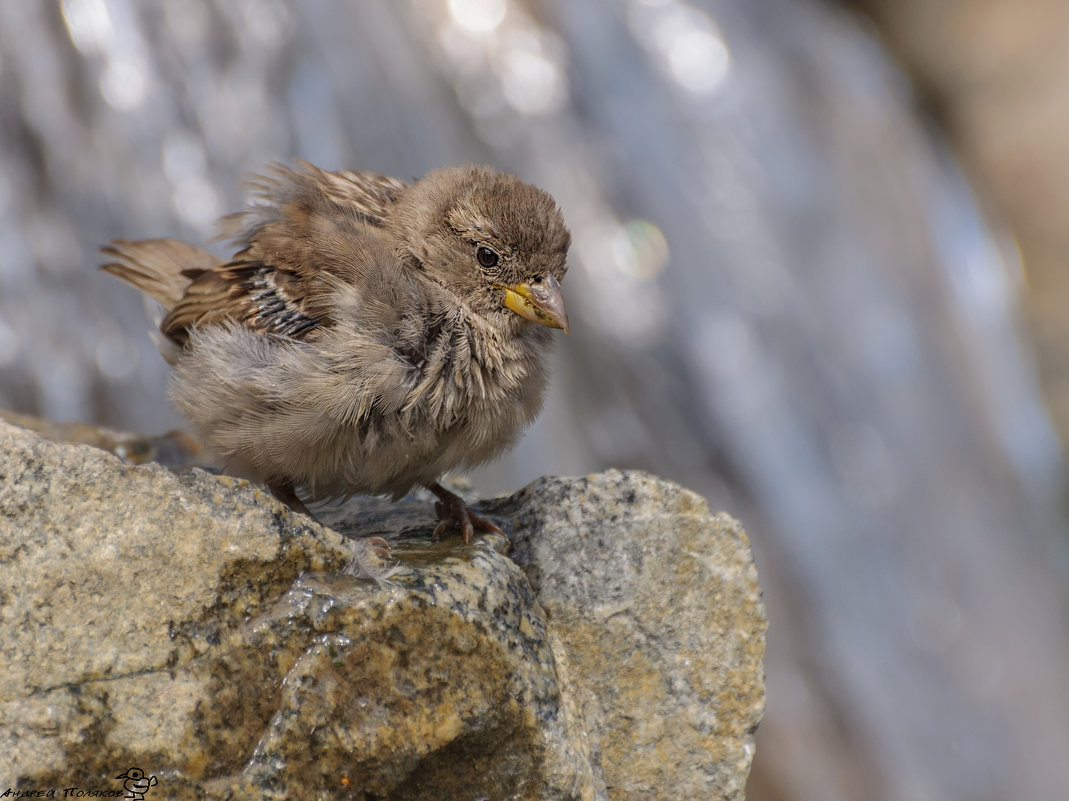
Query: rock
0 407 202 468
0 417 765 800
496 474 766 801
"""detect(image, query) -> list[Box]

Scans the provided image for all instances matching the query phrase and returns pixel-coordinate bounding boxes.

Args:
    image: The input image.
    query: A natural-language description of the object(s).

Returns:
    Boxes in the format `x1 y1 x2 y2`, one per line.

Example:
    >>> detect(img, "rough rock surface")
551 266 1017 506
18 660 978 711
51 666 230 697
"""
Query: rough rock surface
498 476 766 801
0 417 765 800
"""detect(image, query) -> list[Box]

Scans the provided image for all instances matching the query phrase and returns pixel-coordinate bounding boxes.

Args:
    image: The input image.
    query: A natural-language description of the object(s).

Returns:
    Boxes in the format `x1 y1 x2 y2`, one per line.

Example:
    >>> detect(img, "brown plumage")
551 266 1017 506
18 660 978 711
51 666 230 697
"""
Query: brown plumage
102 161 570 542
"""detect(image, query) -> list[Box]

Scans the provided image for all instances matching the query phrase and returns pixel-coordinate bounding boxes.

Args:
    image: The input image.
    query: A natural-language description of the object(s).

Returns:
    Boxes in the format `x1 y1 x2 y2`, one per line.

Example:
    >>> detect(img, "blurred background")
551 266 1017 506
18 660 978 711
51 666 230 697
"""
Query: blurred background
2 0 1068 798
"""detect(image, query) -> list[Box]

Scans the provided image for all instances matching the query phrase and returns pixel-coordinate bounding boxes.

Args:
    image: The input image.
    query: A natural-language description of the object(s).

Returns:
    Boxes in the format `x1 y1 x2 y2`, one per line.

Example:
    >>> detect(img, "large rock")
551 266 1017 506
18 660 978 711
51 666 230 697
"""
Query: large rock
498 476 765 801
0 417 765 800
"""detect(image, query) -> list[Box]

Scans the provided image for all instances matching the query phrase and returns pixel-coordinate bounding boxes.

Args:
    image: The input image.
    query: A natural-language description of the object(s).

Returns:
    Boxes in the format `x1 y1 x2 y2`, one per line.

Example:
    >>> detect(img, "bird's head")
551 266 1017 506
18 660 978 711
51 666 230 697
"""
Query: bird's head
391 166 570 333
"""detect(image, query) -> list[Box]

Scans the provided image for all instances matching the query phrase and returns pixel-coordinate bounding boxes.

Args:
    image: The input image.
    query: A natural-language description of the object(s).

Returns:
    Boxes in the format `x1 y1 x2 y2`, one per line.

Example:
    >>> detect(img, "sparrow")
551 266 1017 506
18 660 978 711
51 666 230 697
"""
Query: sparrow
101 161 570 542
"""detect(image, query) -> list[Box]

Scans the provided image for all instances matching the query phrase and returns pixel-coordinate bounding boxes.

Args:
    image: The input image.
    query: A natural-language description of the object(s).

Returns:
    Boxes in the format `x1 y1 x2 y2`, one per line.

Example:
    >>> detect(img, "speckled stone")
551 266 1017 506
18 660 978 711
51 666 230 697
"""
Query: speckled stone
0 418 368 795
0 417 764 800
0 418 598 799
493 471 768 801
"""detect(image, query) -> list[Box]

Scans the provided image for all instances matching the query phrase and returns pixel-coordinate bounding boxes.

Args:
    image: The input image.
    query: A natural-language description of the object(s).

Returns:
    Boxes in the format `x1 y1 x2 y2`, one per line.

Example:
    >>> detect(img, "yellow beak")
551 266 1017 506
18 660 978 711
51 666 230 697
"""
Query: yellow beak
496 274 569 333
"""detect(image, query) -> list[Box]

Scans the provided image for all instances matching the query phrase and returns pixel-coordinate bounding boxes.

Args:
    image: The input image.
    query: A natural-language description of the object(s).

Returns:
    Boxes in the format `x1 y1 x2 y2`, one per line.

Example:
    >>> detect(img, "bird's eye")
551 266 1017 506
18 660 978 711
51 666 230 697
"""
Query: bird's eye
476 246 499 269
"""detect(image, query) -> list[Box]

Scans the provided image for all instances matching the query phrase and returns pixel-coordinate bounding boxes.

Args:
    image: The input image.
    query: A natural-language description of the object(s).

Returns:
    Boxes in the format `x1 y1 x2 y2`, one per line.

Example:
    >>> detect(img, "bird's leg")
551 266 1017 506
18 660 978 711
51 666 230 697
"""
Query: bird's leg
268 480 391 557
268 480 315 518
428 482 504 543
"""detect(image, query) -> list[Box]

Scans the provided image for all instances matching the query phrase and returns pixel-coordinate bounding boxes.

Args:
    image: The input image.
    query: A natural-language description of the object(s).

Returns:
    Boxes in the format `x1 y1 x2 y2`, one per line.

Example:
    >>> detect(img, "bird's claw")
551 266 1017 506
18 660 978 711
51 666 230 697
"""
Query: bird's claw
429 483 504 544
365 536 393 560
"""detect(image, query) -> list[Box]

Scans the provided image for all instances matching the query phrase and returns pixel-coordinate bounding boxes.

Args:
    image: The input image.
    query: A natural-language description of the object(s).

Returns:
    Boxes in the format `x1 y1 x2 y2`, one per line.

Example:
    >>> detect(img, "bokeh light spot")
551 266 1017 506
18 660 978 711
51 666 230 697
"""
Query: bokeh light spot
448 0 506 35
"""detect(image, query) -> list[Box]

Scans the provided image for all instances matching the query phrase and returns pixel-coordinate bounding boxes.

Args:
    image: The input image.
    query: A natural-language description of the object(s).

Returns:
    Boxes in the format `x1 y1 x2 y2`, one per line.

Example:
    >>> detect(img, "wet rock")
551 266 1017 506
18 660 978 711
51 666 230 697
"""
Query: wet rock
0 417 765 800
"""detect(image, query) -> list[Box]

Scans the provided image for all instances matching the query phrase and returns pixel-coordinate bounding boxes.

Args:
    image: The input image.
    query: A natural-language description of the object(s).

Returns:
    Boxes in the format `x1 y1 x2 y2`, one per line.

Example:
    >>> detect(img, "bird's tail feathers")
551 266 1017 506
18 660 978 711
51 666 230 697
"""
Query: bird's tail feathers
100 238 223 309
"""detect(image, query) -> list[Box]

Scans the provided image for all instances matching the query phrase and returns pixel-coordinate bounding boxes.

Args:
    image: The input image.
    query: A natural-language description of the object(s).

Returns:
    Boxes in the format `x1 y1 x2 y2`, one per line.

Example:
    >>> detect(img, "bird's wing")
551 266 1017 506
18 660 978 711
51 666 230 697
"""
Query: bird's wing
159 262 324 344
160 163 410 346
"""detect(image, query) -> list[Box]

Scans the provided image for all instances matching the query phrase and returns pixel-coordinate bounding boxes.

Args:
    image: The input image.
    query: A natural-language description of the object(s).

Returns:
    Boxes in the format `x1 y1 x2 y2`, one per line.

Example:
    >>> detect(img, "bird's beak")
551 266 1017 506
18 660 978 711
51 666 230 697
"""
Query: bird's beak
496 274 569 333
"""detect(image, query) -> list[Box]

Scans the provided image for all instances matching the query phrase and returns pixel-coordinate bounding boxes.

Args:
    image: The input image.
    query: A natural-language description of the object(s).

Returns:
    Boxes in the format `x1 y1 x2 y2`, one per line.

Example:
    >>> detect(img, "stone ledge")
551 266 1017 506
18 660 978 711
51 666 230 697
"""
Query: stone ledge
0 417 765 800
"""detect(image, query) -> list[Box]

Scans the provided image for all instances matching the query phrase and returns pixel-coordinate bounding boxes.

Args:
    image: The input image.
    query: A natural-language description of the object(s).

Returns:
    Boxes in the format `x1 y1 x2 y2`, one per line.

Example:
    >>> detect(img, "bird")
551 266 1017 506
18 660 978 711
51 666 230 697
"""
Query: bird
101 161 570 543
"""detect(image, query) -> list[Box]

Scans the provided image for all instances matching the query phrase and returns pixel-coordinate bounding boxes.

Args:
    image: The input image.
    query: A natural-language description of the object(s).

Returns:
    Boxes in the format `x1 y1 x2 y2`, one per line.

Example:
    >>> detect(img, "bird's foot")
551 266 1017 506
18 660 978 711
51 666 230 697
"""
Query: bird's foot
428 482 504 544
